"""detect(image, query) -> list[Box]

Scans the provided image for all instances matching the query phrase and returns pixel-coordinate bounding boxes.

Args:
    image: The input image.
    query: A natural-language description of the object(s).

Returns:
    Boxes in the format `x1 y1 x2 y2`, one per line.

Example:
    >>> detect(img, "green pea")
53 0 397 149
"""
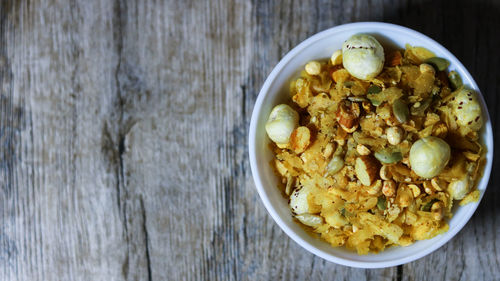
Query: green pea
367 85 382 94
348 96 367 102
377 196 387 210
366 85 383 106
393 98 409 123
448 71 463 90
421 199 440 212
325 155 344 176
369 97 382 106
374 149 402 164
410 97 432 116
343 81 355 88
424 57 450 71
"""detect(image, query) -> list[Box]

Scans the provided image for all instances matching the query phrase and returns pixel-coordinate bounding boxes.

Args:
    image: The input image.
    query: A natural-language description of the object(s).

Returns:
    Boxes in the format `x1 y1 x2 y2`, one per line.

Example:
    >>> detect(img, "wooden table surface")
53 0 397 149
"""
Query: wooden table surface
0 0 498 280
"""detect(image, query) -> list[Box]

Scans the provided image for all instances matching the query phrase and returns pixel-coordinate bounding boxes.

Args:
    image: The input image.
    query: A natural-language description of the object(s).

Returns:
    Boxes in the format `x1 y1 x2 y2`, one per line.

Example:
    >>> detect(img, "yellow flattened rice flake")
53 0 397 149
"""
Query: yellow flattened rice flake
370 235 387 252
359 212 403 244
424 112 441 127
410 47 436 61
308 93 333 114
459 190 480 206
310 72 333 93
418 125 434 138
377 67 402 84
347 228 373 254
398 235 414 247
400 65 420 84
404 44 435 64
411 212 448 240
273 159 288 177
413 72 435 97
331 69 350 83
368 87 403 105
324 211 349 228
292 78 313 108
320 228 347 247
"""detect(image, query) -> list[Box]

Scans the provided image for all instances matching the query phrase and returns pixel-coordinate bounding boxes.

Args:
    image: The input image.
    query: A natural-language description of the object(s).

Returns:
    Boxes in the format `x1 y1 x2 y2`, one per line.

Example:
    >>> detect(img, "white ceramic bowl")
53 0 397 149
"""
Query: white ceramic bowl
248 22 493 268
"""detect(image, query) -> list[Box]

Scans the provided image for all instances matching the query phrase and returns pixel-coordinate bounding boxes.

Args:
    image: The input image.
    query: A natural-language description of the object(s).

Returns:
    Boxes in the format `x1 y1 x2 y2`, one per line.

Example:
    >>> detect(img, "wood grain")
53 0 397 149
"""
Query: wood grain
0 0 498 280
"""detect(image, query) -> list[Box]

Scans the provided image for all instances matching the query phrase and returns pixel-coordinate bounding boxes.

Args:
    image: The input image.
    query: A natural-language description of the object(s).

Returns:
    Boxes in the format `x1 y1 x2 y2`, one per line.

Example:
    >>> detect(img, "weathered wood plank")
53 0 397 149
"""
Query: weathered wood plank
0 0 129 280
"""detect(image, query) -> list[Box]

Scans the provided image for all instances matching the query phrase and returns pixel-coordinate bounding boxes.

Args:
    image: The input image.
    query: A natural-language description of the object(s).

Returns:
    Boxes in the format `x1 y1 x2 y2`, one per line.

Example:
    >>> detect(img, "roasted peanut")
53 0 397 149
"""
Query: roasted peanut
408 184 421 198
431 201 444 220
386 126 403 145
355 156 380 186
356 144 371 155
379 165 392 180
366 180 382 195
382 180 396 197
422 181 433 194
289 126 311 153
336 101 359 133
396 185 413 208
323 142 335 158
330 50 342 65
430 178 444 191
305 61 321 75
419 63 436 75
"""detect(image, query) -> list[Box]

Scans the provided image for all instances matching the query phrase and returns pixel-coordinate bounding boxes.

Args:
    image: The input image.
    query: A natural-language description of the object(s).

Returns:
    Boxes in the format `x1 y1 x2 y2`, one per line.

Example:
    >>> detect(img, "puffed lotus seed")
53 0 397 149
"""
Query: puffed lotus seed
409 136 450 178
342 34 385 80
265 104 299 145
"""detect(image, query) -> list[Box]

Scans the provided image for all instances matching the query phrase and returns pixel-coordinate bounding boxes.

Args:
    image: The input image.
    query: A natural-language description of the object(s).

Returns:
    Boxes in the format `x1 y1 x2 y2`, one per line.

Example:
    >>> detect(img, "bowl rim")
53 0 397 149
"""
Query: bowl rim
248 21 494 268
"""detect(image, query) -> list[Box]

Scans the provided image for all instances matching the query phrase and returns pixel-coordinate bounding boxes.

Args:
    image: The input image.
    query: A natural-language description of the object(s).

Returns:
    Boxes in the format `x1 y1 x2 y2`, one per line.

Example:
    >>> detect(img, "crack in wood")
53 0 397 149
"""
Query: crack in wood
117 134 129 237
110 1 153 280
140 197 152 281
111 1 133 279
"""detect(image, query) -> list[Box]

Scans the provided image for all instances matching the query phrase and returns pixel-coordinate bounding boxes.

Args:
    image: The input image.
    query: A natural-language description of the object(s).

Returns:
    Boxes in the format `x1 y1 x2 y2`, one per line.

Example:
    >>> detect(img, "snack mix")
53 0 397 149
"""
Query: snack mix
265 34 485 254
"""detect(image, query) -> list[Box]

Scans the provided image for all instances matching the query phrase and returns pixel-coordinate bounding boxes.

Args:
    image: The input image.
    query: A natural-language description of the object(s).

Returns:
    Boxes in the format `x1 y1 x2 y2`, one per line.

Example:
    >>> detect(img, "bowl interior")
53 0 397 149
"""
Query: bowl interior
249 22 493 268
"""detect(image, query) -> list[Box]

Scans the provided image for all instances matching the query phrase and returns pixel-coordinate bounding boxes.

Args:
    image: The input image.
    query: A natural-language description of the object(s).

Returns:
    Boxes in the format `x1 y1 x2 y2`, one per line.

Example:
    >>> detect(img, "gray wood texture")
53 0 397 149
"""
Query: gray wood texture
0 0 498 280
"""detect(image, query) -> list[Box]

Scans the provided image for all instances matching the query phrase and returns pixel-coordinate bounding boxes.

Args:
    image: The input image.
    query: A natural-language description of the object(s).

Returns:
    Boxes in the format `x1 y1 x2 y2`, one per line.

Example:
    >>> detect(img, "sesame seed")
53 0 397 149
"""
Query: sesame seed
459 102 463 105
458 106 462 109
475 116 480 122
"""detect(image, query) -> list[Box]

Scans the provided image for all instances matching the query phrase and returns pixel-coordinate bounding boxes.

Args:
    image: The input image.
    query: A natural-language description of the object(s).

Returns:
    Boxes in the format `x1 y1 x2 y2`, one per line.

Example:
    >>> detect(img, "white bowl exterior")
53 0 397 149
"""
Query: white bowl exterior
249 22 493 268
